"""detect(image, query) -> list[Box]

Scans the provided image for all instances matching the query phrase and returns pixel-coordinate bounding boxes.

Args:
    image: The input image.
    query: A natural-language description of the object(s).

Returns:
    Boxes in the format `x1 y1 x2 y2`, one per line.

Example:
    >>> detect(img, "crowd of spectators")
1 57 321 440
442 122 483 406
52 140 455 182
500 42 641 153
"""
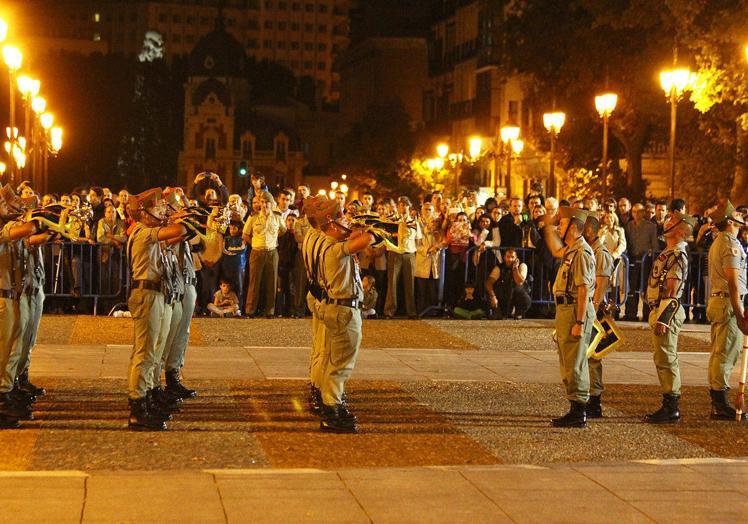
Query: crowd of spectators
19 175 748 322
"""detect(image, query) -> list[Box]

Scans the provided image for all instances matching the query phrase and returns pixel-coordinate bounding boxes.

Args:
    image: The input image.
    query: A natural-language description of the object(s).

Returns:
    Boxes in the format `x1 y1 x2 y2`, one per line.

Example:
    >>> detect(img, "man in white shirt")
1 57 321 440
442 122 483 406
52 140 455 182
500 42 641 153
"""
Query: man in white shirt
384 196 422 319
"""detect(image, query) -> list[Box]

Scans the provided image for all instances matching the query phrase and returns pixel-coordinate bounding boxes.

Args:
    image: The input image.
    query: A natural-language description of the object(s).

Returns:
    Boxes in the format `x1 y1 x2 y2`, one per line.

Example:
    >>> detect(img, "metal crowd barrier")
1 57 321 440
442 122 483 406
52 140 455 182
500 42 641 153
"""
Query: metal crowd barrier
637 250 709 312
42 241 128 315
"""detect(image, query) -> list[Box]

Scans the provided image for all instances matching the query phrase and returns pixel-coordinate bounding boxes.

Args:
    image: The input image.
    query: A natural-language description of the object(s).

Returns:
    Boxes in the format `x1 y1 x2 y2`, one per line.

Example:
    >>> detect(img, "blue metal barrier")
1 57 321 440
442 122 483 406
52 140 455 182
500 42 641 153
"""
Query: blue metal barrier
636 250 708 311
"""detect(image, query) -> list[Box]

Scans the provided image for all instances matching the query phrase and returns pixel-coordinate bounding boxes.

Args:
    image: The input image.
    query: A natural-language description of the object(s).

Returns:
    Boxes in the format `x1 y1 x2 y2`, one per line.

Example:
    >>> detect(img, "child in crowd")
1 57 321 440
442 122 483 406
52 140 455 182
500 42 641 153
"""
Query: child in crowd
360 274 378 318
208 280 240 317
453 285 486 320
221 218 247 306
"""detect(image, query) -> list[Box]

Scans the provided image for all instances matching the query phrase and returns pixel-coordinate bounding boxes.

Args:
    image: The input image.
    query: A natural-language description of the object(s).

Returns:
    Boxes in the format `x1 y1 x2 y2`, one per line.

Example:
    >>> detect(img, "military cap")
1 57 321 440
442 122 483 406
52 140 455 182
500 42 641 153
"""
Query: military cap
304 194 340 222
672 210 698 229
585 210 601 225
127 188 162 213
558 205 590 223
711 200 745 226
162 186 183 208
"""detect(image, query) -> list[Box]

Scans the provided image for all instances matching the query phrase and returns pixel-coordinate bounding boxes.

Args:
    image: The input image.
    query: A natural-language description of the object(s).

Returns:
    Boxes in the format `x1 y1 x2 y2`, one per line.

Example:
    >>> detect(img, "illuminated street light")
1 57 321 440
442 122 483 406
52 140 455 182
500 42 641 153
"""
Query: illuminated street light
40 112 54 130
3 44 22 183
0 19 8 44
339 183 348 193
2 45 21 71
595 92 618 201
317 189 326 196
468 136 483 159
0 162 5 176
660 67 694 200
500 125 520 144
31 96 46 115
436 142 449 159
499 125 521 196
543 111 566 197
330 181 339 190
50 127 63 153
511 139 524 156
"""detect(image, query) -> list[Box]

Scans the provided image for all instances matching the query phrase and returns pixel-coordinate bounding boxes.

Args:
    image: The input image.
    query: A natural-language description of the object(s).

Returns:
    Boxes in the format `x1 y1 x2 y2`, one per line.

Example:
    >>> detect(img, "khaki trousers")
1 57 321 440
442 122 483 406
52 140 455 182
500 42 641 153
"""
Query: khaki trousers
707 296 743 391
555 303 594 403
308 292 326 389
17 289 44 377
648 306 685 395
152 300 179 387
318 302 361 406
128 289 164 399
164 284 196 371
0 297 20 393
588 358 604 397
246 248 278 316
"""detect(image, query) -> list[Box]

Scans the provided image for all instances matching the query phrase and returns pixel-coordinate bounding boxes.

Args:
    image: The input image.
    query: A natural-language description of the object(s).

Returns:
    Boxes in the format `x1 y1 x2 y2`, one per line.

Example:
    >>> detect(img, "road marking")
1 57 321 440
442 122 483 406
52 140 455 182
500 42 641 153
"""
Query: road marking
635 457 746 465
0 471 89 477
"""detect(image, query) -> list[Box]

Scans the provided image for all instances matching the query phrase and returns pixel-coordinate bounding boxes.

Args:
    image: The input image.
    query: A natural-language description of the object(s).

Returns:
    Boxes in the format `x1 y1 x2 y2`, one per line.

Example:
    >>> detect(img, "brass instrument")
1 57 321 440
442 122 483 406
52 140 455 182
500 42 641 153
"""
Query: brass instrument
586 304 623 360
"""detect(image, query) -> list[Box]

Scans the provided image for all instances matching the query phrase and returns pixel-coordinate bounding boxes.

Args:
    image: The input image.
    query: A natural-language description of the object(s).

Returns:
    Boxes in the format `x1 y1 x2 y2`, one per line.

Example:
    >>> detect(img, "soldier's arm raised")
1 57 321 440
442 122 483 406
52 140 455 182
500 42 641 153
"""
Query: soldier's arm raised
345 231 375 255
6 221 39 241
543 225 565 258
157 223 187 241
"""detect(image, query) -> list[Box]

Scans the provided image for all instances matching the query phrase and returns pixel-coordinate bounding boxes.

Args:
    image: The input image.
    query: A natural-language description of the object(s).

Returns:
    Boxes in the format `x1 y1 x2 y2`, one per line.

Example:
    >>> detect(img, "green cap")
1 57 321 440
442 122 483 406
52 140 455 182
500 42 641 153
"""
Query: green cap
673 210 697 229
712 200 745 225
559 205 590 223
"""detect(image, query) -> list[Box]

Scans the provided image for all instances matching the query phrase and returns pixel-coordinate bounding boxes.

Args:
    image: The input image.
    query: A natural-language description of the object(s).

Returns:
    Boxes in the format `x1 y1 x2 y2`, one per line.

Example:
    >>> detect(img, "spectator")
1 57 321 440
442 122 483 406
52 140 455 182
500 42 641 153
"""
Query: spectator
360 192 374 213
41 193 56 206
472 213 501 292
485 247 531 320
617 197 633 227
117 190 129 220
415 201 442 314
360 275 378 318
207 280 240 317
221 218 248 306
247 173 268 203
444 211 473 308
276 189 294 221
545 197 559 220
624 203 659 320
453 286 487 320
644 202 656 222
228 193 248 219
292 208 312 317
294 183 310 209
276 213 299 317
384 196 420 319
498 197 525 247
243 191 286 317
88 186 106 224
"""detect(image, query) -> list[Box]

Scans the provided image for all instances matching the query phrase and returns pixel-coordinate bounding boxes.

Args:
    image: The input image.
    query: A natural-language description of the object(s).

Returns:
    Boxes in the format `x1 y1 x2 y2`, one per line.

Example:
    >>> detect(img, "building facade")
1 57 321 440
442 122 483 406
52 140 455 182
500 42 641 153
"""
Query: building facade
9 0 349 102
179 20 307 196
423 0 535 198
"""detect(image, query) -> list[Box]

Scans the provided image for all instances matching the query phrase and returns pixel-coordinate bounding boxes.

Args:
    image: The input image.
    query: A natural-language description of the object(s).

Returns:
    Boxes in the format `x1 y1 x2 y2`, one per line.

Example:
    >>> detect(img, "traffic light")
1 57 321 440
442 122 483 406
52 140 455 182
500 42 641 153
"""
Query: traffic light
238 161 248 177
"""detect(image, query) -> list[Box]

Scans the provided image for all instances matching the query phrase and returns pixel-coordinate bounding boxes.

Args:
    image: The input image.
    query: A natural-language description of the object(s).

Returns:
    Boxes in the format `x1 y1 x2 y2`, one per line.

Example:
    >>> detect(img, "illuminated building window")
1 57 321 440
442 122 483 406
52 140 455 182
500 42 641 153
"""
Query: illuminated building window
93 32 101 41
94 13 101 23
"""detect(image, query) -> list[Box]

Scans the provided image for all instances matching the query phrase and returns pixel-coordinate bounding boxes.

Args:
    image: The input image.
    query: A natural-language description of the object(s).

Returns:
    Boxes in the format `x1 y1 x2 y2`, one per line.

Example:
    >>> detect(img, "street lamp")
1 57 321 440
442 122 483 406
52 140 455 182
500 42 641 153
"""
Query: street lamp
500 125 521 195
436 142 449 159
468 136 483 159
3 44 22 184
0 19 8 44
17 76 39 180
660 67 693 200
543 111 566 198
595 93 617 201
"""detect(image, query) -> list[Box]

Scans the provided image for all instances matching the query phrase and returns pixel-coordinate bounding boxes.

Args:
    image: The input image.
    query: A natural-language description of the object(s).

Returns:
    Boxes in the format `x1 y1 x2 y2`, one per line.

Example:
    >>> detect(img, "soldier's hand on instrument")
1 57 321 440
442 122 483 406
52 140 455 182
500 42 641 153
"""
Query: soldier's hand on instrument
654 323 668 336
571 323 582 338
737 314 748 335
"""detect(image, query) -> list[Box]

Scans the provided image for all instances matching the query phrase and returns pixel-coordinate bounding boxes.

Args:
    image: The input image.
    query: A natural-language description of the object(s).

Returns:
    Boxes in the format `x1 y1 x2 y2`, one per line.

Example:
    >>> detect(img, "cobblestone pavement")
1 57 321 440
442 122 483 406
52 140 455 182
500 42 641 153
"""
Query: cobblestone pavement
5 317 745 522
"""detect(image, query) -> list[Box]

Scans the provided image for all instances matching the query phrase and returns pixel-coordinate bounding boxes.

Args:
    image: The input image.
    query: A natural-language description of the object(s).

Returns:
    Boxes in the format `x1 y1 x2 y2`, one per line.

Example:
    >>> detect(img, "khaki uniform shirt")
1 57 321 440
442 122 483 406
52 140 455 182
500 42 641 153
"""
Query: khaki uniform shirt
243 212 286 250
293 215 311 249
552 235 595 300
645 241 689 304
0 221 22 291
592 237 614 279
320 239 364 301
709 231 747 296
128 224 163 281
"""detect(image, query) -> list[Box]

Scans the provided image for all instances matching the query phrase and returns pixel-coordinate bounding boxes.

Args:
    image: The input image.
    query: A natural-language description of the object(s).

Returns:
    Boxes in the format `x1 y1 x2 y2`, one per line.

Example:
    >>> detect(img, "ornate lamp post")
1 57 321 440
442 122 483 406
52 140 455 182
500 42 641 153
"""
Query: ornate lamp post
500 125 520 195
595 93 617 201
659 67 693 200
543 111 566 198
3 44 22 184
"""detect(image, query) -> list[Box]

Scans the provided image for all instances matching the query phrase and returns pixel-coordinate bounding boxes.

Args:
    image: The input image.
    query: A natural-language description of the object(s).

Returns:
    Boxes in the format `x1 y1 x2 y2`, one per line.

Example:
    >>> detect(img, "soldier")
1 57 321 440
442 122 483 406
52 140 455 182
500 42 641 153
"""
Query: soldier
643 210 696 424
0 187 56 427
161 188 198 401
544 206 596 428
301 195 333 414
706 201 748 419
125 188 187 431
306 197 380 433
584 212 614 418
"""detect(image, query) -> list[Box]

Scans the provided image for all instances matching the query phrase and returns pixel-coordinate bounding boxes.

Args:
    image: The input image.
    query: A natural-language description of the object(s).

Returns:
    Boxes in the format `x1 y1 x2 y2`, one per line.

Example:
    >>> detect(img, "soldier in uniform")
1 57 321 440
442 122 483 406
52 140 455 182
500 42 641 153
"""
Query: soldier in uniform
306 197 380 433
643 210 696 424
544 206 596 428
125 188 187 431
301 195 333 414
0 187 56 427
705 201 748 419
161 188 198 401
584 212 613 418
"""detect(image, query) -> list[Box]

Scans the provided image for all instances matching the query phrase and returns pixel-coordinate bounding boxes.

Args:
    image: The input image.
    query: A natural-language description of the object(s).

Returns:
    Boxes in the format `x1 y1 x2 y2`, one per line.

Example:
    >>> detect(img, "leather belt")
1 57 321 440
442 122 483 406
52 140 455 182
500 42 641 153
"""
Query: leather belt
711 292 730 298
555 295 575 305
165 293 184 305
132 279 161 291
185 276 197 286
0 289 17 299
326 297 359 308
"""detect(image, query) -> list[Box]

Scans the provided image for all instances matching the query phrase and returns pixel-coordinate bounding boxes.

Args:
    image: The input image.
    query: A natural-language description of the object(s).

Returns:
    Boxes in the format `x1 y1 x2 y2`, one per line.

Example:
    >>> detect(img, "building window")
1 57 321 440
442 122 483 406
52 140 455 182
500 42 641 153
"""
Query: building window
265 0 272 7
264 21 273 29
318 24 326 32
201 16 210 25
173 15 181 23
158 14 166 23
305 3 314 12
317 61 325 70
291 23 299 31
248 20 259 30
303 61 312 69
187 16 194 24
247 39 258 48
275 139 287 161
278 1 287 9
318 43 326 51
173 34 181 43
242 139 254 160
304 42 313 50
319 4 328 12
291 41 299 50
264 39 272 48
305 23 313 32
277 41 286 49
206 138 216 160
292 2 301 10
291 60 299 68
186 34 195 43
93 12 101 22
278 22 287 30
508 100 519 124
93 32 101 42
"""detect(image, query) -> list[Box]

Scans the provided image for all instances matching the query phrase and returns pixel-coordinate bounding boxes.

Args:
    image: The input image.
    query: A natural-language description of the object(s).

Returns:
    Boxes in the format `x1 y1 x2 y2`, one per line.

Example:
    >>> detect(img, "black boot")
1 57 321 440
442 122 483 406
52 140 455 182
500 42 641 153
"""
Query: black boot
307 384 322 415
146 390 173 421
644 394 681 424
12 379 35 404
9 386 34 421
0 394 21 428
710 389 740 420
128 397 166 431
551 401 588 428
165 369 197 400
18 370 45 396
587 395 603 419
320 404 358 434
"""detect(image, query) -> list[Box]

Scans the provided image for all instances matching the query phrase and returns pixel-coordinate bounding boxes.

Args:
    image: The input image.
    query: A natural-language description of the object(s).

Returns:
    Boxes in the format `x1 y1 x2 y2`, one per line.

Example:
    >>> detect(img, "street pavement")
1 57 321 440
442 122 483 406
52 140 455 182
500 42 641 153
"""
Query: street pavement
2 317 746 522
